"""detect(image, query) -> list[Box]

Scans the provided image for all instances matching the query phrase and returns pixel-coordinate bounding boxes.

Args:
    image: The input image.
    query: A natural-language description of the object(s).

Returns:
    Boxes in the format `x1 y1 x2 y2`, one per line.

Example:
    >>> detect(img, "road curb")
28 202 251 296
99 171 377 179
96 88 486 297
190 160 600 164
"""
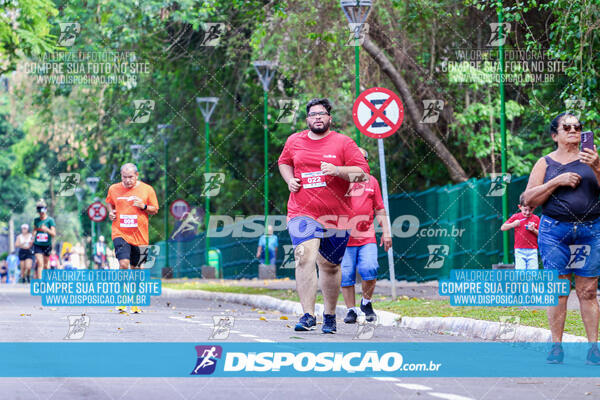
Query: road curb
161 288 587 342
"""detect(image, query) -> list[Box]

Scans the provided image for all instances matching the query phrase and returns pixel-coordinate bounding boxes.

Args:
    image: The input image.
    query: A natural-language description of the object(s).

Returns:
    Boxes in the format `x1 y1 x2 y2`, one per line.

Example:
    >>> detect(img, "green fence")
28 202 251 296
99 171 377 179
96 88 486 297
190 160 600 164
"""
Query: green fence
151 175 529 282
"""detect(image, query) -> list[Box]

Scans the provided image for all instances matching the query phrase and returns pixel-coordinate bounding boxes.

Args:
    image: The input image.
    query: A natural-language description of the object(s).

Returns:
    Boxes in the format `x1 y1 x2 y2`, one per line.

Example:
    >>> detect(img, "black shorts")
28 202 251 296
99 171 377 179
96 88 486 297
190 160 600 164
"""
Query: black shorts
18 249 34 261
33 244 51 256
113 237 141 267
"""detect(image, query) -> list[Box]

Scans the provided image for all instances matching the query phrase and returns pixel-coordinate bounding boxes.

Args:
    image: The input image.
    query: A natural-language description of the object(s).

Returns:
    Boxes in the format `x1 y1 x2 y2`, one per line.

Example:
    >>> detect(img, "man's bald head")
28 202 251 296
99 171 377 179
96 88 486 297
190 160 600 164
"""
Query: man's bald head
121 163 139 188
121 163 138 174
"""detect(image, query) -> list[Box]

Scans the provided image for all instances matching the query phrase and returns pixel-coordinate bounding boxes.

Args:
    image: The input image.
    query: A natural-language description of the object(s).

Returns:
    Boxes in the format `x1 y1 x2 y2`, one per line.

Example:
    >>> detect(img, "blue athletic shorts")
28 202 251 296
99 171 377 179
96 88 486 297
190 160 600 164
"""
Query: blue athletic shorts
287 216 350 265
538 215 600 277
341 243 379 286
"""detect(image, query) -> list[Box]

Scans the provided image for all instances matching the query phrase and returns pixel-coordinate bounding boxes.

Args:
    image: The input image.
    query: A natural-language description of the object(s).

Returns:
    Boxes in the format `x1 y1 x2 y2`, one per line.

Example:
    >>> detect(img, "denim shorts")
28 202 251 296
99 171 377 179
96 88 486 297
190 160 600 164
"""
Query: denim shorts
341 243 379 286
287 216 350 265
538 215 600 277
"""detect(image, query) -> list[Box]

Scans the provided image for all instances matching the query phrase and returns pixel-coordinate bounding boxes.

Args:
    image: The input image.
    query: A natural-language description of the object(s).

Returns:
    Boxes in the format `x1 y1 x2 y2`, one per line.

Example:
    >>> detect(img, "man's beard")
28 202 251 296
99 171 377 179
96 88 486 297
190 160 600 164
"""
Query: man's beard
309 119 330 134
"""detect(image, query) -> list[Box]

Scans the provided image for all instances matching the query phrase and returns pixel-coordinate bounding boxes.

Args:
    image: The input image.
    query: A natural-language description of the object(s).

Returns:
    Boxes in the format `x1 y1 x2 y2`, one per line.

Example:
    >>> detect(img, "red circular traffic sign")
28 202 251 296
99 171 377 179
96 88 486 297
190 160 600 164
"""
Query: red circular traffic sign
87 201 107 222
170 199 191 220
352 87 404 139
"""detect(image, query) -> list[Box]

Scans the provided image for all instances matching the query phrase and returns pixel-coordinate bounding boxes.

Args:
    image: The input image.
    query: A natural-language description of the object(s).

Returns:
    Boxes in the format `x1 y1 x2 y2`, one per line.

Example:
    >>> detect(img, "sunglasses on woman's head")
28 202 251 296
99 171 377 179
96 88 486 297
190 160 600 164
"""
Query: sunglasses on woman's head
562 124 582 132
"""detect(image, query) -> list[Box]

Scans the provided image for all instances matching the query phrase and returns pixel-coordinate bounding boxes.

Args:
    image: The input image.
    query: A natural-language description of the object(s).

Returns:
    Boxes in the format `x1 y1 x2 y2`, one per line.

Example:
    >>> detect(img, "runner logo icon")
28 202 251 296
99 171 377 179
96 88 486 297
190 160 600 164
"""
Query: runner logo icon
567 245 590 269
191 345 223 375
425 245 449 269
58 22 80 46
487 22 511 47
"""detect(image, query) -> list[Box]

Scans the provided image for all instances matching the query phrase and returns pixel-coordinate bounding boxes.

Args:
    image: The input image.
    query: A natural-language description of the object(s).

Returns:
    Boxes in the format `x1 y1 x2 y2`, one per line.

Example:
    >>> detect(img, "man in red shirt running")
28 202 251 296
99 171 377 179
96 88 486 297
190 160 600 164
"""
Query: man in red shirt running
342 148 392 324
278 98 369 334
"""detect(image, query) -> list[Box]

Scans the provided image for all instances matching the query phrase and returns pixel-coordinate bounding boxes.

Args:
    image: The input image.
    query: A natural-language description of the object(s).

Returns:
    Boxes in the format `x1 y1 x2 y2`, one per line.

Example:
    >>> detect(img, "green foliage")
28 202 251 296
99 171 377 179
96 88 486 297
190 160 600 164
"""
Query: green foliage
0 0 597 245
0 0 58 73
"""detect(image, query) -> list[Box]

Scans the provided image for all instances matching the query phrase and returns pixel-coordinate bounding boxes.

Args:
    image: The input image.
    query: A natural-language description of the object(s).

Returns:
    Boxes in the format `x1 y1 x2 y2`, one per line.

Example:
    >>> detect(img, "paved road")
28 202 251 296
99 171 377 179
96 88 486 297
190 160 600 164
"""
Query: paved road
1 285 599 400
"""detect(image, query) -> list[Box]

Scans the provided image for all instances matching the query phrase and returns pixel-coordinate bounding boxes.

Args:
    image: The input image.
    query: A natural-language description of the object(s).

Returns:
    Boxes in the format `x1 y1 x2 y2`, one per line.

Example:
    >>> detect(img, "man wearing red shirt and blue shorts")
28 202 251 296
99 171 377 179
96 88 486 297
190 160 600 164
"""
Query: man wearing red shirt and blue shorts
342 148 392 324
278 98 369 334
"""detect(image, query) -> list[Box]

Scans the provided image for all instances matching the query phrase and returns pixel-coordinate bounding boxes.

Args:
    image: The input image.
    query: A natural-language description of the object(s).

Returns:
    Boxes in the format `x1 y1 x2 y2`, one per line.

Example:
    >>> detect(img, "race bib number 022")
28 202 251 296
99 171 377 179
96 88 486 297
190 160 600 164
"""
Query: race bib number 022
120 214 138 228
301 171 327 189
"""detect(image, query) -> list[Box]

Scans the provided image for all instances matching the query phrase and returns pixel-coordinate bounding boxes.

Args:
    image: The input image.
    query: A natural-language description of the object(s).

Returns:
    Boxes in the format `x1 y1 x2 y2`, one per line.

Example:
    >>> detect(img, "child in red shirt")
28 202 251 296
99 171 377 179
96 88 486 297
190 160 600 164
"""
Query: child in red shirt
500 194 540 269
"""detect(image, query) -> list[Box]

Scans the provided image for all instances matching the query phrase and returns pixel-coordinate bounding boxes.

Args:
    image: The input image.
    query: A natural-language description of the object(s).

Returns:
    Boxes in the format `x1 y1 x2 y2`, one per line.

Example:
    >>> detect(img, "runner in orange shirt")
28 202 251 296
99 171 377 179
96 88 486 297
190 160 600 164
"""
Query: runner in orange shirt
105 163 159 313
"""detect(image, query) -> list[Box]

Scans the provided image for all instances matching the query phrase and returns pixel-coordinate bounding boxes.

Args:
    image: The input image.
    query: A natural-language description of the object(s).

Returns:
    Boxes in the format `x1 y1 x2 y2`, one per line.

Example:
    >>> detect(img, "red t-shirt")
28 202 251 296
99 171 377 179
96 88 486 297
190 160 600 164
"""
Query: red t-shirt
278 130 369 229
347 175 385 247
506 212 540 249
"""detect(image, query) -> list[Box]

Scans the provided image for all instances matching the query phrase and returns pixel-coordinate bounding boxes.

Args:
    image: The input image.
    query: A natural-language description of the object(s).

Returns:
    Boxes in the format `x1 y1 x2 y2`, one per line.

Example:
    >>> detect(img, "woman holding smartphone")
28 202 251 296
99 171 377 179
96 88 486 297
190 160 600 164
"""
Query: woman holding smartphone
522 112 600 365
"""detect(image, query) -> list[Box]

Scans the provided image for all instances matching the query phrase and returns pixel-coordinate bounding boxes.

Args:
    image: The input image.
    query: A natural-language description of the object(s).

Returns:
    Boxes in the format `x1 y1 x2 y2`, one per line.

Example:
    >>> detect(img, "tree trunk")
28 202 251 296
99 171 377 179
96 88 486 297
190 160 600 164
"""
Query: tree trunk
362 36 468 183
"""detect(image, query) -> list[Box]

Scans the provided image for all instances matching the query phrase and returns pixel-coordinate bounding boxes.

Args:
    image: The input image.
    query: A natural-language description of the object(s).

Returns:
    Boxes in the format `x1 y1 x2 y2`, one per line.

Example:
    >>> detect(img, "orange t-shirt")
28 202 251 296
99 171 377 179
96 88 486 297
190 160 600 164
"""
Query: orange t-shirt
105 181 159 246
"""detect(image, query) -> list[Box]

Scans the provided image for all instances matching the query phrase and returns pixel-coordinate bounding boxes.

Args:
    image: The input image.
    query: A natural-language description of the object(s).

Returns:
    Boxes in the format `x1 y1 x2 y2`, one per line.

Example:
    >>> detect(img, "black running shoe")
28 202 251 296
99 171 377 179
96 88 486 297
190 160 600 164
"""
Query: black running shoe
586 345 600 366
322 314 337 334
344 309 357 324
294 313 316 331
547 343 564 364
360 302 377 322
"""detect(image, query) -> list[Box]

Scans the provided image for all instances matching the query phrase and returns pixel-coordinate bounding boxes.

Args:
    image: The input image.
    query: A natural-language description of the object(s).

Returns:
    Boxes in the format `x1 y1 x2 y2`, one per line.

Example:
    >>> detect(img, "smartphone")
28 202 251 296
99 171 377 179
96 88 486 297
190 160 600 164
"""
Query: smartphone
581 130 594 151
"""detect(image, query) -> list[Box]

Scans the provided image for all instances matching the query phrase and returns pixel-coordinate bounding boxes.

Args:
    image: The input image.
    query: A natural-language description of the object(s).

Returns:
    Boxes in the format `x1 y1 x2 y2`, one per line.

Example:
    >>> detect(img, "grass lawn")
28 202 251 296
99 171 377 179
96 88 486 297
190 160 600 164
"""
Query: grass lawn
162 281 587 337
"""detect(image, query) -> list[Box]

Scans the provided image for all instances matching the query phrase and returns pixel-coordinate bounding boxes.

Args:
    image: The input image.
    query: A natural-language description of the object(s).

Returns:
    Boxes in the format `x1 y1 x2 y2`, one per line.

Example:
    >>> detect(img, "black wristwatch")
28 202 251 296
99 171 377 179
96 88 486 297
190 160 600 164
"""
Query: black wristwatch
143 204 148 210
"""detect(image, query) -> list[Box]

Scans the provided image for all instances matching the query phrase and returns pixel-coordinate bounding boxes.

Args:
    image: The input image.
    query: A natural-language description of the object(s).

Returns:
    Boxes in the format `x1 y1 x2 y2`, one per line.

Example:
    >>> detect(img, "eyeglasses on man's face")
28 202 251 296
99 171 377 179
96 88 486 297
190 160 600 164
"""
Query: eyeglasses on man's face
307 111 330 118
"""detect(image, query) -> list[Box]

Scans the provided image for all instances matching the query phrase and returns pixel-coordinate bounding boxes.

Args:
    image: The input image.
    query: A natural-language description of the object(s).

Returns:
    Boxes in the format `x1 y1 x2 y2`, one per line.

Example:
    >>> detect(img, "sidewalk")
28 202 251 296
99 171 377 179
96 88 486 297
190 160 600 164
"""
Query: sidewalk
165 278 591 310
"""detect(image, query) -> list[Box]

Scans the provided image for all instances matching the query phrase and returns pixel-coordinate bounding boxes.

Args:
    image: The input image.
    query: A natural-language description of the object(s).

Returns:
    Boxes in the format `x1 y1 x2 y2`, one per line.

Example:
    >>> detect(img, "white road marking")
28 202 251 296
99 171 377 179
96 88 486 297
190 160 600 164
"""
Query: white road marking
372 377 399 382
396 383 433 391
169 316 273 342
168 316 211 326
428 392 475 400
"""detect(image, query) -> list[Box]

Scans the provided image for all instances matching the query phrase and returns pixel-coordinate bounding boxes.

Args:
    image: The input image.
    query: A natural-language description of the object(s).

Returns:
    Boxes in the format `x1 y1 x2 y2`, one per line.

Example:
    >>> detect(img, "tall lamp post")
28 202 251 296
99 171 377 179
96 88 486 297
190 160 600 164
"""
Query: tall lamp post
253 61 276 266
157 124 173 275
196 97 219 267
130 144 144 162
341 0 372 147
75 188 85 231
74 187 85 269
74 188 85 237
85 177 100 268
497 2 509 264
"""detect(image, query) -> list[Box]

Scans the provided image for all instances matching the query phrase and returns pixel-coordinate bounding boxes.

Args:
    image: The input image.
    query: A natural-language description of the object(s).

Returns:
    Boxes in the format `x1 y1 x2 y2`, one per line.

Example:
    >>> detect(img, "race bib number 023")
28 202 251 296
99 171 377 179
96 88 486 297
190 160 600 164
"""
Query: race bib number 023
301 171 327 189
120 214 138 228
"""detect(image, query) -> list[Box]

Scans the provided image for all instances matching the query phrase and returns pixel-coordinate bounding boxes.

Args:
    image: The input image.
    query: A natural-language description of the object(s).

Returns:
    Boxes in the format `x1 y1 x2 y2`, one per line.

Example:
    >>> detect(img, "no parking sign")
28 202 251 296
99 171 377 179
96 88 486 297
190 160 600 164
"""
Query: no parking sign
352 87 404 139
352 87 404 299
87 201 107 222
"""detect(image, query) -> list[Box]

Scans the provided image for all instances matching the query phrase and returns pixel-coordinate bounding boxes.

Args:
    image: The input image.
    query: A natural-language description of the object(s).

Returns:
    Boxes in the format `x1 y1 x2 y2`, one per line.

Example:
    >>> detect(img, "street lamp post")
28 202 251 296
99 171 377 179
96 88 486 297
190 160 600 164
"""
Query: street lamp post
85 177 100 268
130 144 144 161
74 187 85 269
340 0 372 147
497 3 509 265
157 124 173 276
196 97 219 268
74 187 85 236
253 60 276 266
